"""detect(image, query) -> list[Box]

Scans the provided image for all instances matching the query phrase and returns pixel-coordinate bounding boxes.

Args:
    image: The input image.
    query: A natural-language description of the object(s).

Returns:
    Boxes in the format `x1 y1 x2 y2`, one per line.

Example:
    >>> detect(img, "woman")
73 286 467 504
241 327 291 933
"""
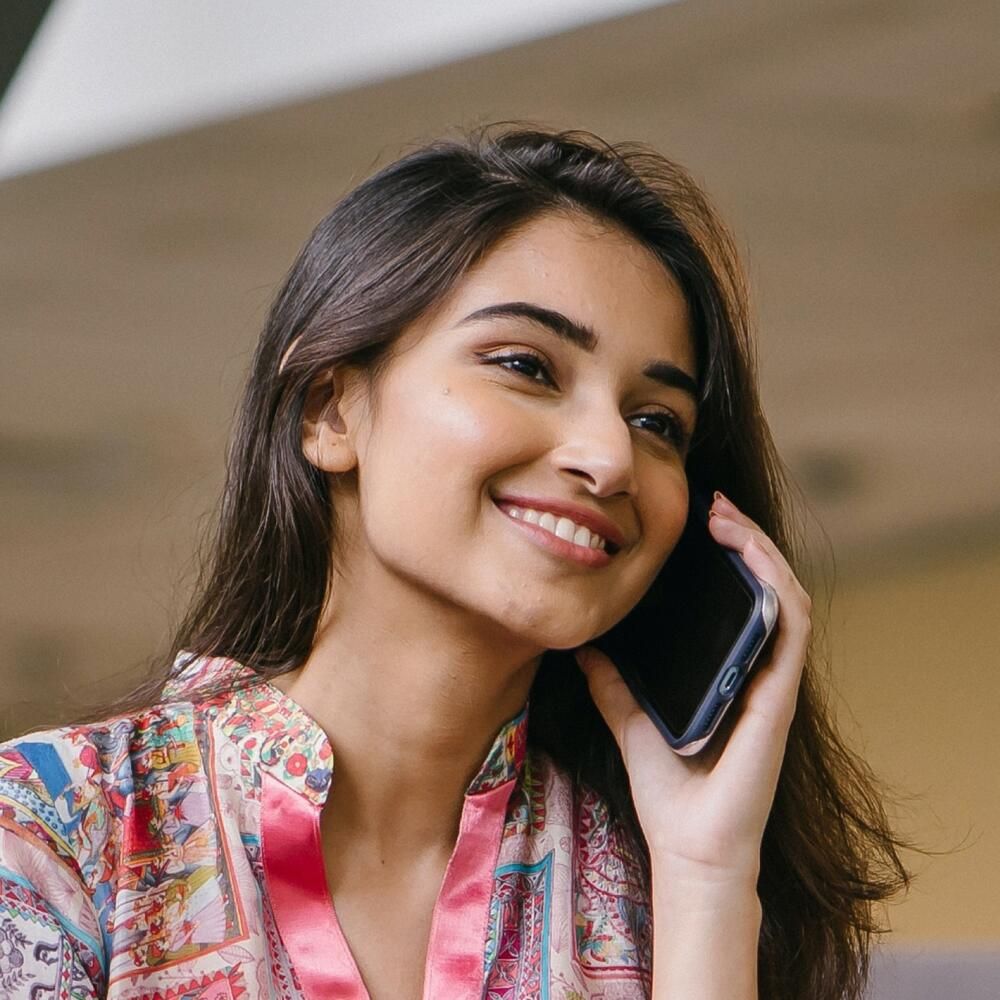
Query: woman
0 123 909 999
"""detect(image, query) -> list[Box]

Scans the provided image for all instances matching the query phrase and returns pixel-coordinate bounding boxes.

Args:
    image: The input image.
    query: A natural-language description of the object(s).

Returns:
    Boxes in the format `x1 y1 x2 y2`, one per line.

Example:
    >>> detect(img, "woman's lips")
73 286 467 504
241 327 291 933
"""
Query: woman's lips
493 499 614 568
492 493 626 550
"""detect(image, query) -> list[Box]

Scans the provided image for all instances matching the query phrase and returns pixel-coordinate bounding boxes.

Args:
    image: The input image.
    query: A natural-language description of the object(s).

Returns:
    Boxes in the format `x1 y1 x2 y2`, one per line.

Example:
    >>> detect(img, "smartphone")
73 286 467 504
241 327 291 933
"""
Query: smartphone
591 487 779 755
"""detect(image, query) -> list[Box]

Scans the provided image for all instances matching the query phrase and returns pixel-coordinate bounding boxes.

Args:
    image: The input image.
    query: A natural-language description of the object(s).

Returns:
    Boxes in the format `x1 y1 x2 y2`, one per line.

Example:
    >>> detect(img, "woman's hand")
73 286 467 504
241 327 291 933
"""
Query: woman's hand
574 490 812 888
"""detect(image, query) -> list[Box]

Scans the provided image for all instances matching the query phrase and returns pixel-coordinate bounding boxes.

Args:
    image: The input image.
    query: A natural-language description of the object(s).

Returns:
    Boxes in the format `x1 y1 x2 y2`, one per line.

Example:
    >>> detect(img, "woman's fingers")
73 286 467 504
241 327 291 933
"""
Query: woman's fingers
711 496 803 596
708 515 811 681
705 508 812 789
708 512 812 636
573 645 639 751
709 492 757 526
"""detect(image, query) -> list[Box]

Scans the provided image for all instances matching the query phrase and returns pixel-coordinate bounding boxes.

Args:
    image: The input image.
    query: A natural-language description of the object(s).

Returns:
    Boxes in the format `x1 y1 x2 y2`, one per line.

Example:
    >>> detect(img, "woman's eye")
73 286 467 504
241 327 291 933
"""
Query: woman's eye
631 411 690 450
480 351 689 451
482 351 556 386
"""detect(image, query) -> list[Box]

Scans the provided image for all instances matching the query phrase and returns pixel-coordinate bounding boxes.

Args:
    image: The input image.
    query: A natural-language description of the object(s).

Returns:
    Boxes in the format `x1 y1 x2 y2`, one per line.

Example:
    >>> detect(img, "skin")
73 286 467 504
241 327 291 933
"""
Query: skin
272 208 812 999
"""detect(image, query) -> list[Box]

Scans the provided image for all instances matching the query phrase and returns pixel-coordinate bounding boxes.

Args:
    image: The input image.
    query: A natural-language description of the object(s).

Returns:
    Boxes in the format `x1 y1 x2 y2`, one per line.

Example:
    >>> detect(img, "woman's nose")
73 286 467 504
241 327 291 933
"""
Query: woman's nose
548 404 638 497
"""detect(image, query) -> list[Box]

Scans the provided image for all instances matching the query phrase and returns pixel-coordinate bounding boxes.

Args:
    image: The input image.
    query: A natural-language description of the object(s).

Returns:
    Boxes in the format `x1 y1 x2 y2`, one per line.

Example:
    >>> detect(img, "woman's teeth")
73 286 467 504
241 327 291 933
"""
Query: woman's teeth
504 506 608 551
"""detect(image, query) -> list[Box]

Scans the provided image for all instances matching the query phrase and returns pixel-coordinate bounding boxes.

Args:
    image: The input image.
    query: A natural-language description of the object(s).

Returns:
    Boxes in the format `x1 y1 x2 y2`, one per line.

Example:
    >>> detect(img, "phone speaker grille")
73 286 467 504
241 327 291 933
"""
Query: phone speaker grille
699 702 722 736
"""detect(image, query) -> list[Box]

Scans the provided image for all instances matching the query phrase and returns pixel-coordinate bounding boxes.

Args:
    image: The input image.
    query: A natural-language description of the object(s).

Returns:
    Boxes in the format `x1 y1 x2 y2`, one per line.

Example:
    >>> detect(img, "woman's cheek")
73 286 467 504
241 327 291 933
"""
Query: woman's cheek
439 392 546 470
424 384 511 449
636 472 689 561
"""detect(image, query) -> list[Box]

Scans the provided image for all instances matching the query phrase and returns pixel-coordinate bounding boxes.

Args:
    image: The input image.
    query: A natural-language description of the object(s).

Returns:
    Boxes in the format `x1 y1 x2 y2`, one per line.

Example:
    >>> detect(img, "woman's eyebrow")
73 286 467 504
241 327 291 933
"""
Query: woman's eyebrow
455 300 699 403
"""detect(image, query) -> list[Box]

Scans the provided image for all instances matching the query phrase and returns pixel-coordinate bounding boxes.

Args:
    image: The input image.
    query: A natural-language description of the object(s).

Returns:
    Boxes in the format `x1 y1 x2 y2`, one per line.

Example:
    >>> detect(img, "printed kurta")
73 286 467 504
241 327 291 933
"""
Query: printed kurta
0 654 652 998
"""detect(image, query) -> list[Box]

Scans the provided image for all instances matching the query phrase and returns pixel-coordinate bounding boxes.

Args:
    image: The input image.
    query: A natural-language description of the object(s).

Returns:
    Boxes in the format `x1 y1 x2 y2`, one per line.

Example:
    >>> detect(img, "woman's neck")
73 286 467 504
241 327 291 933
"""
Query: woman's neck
270 610 540 858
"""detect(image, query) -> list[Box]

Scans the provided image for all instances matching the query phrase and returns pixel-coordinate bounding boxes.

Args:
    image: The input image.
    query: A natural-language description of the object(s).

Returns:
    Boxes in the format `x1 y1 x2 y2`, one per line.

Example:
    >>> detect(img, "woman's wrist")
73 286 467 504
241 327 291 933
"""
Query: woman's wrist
650 845 760 895
650 861 762 1000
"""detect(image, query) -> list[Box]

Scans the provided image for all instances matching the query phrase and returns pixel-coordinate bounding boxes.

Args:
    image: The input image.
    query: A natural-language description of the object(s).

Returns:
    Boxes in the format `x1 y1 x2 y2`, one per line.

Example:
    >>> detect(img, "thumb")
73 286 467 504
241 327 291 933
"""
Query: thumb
574 645 640 753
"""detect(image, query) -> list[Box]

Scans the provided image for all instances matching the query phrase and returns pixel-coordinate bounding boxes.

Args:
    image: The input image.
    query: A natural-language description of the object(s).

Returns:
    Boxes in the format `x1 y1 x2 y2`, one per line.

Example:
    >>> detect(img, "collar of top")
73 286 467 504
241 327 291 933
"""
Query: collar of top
163 652 530 808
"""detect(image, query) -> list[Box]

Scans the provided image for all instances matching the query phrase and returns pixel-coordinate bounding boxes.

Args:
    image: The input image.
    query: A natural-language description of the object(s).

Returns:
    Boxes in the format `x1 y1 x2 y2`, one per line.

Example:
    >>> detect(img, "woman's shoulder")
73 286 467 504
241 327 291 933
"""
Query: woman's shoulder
0 697 213 994
0 722 114 993
0 694 208 885
0 654 263 876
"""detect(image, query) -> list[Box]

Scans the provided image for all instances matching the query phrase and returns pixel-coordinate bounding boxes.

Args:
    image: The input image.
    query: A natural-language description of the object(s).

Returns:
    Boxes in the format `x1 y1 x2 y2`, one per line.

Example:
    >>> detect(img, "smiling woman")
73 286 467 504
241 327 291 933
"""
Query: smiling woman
0 123 910 1000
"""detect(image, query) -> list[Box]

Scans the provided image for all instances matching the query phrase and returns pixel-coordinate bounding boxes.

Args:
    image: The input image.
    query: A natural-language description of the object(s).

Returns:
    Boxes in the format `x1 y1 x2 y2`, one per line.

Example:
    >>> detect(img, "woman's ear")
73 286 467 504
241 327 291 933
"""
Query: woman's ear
302 366 364 473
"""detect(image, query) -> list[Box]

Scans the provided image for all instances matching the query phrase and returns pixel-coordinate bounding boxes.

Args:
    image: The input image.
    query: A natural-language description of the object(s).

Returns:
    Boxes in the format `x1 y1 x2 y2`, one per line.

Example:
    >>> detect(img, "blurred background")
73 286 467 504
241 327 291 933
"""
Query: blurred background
1 1 997 996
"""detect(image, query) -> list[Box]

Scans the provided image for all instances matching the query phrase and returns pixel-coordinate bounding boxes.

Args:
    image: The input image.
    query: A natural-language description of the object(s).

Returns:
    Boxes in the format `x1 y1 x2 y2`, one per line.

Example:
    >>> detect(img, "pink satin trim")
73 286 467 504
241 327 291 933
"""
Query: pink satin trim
422 779 517 999
262 772 368 999
262 771 517 1000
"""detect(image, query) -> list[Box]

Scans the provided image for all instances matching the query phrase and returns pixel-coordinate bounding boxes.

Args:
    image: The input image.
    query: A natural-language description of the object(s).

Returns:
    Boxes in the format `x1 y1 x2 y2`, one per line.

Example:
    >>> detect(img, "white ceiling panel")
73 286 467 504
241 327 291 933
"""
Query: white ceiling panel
0 0 671 178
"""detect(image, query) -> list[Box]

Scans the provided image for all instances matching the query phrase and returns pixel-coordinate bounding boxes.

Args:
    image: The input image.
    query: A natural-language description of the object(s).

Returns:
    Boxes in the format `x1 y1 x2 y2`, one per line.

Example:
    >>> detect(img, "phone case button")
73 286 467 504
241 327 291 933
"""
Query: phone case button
718 665 741 697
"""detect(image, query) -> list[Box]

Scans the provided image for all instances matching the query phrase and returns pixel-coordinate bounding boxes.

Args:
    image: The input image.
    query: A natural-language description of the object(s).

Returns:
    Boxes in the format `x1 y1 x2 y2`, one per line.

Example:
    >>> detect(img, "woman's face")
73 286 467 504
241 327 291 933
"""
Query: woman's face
321 209 698 653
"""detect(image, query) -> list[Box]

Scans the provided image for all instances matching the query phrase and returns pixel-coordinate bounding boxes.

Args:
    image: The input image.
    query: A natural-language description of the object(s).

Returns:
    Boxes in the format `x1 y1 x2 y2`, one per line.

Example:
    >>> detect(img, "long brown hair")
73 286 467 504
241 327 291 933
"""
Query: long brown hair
88 123 910 999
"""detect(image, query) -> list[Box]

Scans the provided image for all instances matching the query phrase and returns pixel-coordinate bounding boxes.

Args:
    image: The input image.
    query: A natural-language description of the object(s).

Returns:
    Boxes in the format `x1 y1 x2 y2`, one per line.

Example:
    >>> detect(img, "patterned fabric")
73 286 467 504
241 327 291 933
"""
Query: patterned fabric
0 654 652 998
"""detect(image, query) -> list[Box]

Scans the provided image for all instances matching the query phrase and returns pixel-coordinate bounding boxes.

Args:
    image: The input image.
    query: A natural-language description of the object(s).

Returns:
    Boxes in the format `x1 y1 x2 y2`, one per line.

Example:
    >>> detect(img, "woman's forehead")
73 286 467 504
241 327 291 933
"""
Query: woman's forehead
420 212 695 371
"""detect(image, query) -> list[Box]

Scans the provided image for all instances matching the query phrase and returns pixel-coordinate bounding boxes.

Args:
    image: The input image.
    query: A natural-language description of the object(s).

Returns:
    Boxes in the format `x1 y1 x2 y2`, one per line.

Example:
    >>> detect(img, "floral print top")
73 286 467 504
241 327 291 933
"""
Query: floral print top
0 653 652 998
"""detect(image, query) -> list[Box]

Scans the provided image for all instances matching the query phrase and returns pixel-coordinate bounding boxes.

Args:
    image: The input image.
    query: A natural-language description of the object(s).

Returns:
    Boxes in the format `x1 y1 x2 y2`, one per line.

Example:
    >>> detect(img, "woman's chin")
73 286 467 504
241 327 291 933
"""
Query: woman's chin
496 616 606 654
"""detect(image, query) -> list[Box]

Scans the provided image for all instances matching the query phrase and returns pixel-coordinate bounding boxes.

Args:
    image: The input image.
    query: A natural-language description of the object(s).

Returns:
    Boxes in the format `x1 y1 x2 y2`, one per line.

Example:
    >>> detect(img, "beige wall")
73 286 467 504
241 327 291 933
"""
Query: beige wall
827 546 1000 943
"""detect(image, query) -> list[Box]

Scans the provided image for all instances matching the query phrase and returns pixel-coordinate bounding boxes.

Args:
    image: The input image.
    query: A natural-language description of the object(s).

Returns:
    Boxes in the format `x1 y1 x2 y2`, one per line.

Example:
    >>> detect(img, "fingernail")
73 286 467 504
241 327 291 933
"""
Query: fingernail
574 648 592 672
713 490 736 512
